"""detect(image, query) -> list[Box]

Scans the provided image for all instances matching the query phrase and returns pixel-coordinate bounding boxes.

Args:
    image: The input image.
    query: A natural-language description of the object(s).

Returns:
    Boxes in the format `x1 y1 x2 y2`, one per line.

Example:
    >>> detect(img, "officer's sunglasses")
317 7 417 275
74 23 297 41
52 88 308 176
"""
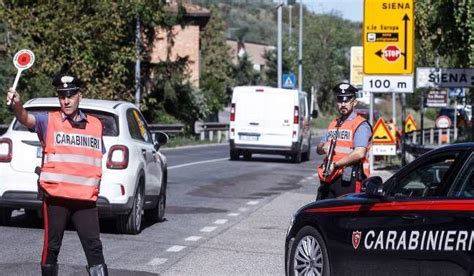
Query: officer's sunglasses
336 96 355 104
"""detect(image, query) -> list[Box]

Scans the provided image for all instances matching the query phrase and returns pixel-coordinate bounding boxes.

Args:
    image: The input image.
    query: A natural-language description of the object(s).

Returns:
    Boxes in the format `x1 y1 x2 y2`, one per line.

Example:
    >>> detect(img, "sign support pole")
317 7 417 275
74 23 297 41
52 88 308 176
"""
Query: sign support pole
420 90 425 145
401 93 407 166
369 91 374 174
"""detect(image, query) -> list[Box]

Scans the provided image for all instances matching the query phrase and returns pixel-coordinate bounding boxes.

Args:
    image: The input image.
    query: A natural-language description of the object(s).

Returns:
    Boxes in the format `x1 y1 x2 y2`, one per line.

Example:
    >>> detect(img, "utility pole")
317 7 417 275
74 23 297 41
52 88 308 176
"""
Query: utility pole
298 0 303 92
288 5 292 47
277 1 283 88
134 15 141 107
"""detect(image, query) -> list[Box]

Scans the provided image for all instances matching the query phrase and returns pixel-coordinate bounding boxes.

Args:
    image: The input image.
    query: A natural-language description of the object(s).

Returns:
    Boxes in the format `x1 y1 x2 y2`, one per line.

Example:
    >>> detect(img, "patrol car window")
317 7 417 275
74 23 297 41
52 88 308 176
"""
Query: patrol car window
388 153 458 198
450 154 474 198
14 108 119 136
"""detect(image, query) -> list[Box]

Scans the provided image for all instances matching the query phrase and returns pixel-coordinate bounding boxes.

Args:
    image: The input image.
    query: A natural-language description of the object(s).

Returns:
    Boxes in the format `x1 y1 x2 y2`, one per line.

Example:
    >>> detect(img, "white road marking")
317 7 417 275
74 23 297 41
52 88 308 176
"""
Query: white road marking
306 176 313 180
200 226 217 232
166 245 186 252
214 219 228 225
169 158 229 170
147 258 167 266
246 200 259 205
228 212 240 217
185 236 202 241
238 207 248 212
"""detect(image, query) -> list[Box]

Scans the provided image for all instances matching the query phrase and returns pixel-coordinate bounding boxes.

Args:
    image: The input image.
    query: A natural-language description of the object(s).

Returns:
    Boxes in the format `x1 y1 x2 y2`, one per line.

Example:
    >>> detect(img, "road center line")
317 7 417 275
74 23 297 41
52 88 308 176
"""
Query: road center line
169 157 229 170
147 258 167 266
228 213 240 217
167 245 186 252
214 219 228 225
200 226 217 232
185 236 202 241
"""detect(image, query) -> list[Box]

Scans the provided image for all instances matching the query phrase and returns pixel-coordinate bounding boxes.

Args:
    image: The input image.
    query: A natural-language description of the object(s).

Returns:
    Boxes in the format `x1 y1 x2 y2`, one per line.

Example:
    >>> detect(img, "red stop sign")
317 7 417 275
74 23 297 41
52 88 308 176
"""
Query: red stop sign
13 49 35 70
382 45 401 62
17 53 31 66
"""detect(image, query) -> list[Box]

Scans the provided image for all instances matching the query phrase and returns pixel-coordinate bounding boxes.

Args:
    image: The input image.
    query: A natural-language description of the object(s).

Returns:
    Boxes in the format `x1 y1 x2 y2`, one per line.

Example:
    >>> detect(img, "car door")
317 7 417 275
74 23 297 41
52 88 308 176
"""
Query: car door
126 109 162 195
338 150 465 275
445 152 474 273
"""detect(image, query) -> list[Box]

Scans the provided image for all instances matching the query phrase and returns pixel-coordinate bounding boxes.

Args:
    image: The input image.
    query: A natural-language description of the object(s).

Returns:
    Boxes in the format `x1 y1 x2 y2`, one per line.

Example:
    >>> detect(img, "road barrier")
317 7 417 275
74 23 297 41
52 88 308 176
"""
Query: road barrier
194 122 229 143
0 122 231 143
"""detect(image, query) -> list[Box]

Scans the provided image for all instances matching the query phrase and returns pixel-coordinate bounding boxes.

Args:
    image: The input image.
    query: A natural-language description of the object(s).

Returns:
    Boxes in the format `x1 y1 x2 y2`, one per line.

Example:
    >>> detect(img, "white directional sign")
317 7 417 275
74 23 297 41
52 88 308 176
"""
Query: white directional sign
416 67 474 88
363 75 413 93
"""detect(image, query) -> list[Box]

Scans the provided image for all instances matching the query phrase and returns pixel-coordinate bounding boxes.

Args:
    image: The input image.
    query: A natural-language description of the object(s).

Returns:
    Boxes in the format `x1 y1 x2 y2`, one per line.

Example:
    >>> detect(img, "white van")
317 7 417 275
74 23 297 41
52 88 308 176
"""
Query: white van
228 86 313 163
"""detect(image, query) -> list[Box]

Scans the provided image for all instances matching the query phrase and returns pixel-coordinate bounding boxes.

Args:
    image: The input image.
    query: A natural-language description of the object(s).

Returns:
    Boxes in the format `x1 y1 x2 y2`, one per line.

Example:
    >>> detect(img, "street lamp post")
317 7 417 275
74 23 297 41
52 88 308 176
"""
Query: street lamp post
298 0 303 92
277 1 283 88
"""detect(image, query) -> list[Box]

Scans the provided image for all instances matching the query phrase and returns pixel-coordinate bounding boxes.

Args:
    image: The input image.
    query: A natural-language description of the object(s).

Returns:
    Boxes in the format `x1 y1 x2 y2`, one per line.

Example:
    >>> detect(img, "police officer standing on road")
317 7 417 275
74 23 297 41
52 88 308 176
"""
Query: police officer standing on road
6 73 108 276
316 82 372 200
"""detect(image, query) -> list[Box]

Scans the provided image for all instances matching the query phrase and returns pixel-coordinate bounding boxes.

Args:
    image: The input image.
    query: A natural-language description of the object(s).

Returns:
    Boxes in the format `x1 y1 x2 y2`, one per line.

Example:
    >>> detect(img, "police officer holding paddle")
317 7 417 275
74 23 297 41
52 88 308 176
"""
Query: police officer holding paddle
6 72 108 276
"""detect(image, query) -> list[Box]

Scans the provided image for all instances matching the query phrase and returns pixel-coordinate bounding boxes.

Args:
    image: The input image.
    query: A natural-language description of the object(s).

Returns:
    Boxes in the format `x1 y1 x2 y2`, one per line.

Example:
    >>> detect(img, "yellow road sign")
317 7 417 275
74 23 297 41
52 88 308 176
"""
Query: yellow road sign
350 46 363 86
372 118 396 144
405 114 417 133
363 0 414 74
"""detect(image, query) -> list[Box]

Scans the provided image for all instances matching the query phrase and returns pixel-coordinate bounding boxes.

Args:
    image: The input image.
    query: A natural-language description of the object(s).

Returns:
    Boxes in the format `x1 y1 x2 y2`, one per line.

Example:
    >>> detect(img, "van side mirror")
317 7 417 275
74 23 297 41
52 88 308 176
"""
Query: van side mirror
311 110 318 118
153 131 169 151
362 176 384 197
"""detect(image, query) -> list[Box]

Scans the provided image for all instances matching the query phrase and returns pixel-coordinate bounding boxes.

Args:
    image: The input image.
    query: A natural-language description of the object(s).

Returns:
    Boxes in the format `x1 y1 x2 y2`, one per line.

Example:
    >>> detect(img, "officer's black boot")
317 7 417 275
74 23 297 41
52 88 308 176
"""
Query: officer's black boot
87 263 108 276
41 264 58 276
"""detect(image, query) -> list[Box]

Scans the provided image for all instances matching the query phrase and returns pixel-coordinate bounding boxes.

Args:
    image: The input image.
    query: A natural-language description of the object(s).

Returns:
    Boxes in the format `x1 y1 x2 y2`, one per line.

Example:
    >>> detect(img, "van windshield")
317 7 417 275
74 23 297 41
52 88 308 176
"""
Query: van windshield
13 108 119 137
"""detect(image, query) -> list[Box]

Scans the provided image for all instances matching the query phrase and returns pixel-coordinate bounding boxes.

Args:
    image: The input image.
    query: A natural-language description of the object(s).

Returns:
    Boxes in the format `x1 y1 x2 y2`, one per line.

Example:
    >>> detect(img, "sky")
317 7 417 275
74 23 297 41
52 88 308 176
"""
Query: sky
305 0 363 22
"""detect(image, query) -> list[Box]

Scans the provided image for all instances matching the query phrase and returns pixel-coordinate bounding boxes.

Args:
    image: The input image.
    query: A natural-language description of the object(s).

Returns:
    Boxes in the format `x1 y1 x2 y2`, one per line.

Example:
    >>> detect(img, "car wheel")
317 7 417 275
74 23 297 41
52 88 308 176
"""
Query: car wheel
145 181 166 223
243 152 252 160
0 208 12 226
117 186 144 235
292 149 302 163
289 226 330 276
230 149 240 160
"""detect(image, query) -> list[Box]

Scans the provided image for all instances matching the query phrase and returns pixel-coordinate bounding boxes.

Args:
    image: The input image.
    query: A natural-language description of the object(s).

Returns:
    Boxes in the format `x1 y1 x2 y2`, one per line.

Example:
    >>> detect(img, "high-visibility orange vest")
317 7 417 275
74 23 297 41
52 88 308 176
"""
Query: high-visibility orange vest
318 115 371 185
39 111 103 201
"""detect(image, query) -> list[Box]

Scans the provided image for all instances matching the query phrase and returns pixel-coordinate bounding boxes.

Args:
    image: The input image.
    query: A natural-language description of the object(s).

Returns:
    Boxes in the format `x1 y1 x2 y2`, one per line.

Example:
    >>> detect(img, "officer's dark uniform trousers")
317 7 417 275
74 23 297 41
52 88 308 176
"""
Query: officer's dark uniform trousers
42 197 104 266
40 118 106 276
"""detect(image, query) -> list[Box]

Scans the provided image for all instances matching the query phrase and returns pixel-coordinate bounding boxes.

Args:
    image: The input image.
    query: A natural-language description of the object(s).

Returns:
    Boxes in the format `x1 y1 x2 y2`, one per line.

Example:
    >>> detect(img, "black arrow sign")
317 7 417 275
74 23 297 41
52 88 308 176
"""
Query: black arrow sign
402 14 410 70
375 49 383 57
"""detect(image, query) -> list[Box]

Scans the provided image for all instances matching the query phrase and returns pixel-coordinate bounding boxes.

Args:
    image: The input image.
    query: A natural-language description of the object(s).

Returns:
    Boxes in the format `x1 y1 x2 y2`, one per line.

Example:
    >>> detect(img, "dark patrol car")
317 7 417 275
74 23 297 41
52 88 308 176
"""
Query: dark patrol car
285 143 474 276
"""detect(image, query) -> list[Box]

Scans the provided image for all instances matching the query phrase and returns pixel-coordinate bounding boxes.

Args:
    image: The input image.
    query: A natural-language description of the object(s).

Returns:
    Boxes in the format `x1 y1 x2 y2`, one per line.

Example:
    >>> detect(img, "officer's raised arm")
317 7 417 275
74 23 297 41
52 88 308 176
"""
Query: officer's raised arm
6 87 36 129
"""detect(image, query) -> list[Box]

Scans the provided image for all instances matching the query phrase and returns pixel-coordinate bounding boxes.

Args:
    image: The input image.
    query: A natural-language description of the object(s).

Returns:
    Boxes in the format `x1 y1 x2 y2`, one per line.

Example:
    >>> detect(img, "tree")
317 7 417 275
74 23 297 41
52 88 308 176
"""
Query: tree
302 14 360 112
0 1 202 127
233 53 260 86
200 6 234 115
262 39 297 87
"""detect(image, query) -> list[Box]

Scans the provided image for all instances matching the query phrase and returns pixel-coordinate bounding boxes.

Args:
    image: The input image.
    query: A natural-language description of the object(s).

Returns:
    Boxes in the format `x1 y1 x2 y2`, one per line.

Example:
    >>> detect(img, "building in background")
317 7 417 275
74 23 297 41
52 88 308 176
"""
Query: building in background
226 39 274 72
150 0 210 87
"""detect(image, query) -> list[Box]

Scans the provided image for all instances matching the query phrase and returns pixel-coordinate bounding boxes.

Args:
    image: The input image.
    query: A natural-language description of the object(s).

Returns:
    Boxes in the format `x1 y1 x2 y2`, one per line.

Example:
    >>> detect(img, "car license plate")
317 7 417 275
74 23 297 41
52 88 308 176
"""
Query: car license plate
240 135 258 141
36 147 43 158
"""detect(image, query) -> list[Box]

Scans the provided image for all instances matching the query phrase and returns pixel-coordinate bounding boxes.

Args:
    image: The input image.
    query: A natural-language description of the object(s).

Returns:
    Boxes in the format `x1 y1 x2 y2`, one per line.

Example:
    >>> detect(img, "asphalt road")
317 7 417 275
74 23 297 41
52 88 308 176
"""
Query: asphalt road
0 137 324 275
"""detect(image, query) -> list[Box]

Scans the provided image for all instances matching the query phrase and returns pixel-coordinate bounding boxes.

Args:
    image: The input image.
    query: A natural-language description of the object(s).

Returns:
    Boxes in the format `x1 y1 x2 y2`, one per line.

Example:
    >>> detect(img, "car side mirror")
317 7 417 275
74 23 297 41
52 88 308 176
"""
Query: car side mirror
311 110 318 119
153 131 169 151
362 176 384 197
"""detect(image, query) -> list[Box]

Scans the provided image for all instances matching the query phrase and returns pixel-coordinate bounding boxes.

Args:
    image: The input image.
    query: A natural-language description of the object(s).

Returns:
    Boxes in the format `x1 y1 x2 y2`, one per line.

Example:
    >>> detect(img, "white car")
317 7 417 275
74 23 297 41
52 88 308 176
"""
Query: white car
0 98 168 234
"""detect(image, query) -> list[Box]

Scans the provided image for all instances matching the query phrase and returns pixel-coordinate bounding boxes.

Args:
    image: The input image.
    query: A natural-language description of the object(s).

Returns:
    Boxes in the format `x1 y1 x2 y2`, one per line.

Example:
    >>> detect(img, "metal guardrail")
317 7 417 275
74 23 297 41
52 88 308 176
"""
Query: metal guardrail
148 123 185 134
405 126 469 145
0 122 231 142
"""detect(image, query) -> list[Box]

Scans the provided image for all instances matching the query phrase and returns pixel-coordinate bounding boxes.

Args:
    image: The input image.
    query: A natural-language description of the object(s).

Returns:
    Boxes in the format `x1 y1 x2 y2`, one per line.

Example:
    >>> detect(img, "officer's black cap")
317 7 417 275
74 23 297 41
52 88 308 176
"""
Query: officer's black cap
333 82 358 102
52 73 83 97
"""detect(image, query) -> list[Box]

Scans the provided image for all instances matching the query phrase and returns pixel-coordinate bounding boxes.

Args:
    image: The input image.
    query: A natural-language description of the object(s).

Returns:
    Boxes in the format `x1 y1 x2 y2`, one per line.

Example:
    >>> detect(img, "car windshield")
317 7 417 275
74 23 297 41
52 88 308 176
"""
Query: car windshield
13 107 119 137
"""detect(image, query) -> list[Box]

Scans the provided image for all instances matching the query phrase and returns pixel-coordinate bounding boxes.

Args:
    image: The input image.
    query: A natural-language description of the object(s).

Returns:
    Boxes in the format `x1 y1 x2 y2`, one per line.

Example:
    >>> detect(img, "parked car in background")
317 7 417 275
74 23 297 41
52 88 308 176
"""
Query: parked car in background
285 143 474 276
229 86 314 163
437 107 470 128
0 98 168 234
